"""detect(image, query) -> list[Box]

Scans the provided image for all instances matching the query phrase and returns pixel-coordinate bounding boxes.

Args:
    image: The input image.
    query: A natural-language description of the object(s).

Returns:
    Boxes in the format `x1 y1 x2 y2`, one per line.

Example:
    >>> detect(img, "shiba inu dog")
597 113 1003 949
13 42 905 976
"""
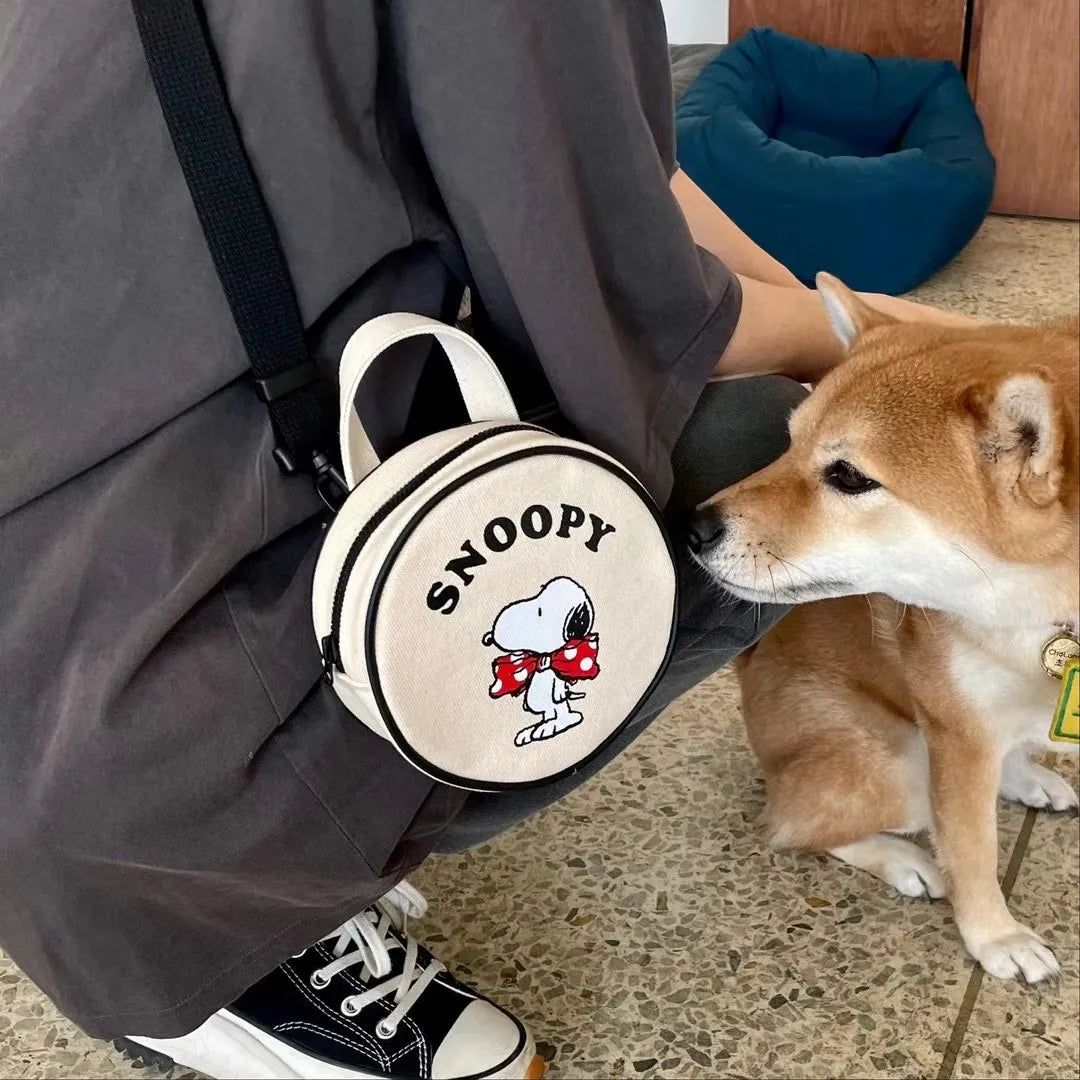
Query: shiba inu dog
689 274 1079 983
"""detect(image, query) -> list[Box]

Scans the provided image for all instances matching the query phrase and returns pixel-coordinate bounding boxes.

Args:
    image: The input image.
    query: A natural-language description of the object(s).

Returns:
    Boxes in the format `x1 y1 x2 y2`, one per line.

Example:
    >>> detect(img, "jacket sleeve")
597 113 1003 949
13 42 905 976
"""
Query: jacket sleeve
390 0 741 502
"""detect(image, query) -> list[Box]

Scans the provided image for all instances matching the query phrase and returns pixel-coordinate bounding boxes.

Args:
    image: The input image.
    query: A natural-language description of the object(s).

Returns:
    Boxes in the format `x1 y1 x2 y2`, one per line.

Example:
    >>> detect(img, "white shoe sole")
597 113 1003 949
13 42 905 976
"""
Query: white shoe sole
122 1008 543 1080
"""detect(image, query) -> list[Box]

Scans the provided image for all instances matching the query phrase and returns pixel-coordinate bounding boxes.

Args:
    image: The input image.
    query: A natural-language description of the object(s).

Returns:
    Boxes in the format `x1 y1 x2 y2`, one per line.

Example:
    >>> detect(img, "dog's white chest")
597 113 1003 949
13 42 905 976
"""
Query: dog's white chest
951 627 1072 751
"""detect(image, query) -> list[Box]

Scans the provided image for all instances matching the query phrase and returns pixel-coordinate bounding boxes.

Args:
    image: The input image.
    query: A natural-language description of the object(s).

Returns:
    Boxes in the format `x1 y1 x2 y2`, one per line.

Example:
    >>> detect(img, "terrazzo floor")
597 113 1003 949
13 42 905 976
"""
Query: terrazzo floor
2 215 1078 1080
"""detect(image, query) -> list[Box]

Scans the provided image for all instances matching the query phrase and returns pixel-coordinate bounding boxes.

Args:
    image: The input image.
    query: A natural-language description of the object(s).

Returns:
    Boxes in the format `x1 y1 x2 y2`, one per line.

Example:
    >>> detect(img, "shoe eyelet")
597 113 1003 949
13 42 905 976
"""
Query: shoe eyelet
376 1020 397 1040
310 969 331 990
340 997 360 1017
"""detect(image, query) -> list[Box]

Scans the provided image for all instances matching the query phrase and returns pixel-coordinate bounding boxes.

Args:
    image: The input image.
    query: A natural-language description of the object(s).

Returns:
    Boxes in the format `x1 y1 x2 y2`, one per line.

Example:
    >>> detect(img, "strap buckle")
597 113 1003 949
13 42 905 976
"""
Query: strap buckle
272 446 349 513
254 360 321 403
312 451 349 513
256 363 347 513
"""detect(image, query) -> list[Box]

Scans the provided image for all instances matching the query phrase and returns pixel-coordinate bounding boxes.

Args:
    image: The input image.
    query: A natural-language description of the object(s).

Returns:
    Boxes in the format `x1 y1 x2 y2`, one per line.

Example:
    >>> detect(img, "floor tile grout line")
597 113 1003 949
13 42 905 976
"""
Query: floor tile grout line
935 808 1039 1080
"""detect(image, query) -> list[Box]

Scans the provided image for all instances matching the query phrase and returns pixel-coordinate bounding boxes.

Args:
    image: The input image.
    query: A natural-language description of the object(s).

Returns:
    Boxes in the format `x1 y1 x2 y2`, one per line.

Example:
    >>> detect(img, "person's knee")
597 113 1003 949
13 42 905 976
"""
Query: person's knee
669 375 808 512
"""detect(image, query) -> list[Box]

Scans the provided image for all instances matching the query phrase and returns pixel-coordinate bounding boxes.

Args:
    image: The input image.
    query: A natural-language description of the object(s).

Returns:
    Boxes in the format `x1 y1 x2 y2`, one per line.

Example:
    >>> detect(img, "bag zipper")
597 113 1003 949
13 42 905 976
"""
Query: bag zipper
322 423 539 680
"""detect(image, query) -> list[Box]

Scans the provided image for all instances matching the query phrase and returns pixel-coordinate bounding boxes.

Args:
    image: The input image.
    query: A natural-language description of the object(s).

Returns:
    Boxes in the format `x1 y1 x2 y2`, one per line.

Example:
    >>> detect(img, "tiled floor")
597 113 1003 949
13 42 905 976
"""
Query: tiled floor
2 215 1078 1080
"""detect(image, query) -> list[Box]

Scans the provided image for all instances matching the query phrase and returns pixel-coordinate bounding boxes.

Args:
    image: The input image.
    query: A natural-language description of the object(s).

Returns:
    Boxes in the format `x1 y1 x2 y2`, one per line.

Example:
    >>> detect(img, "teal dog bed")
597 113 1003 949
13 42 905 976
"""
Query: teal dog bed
675 29 995 294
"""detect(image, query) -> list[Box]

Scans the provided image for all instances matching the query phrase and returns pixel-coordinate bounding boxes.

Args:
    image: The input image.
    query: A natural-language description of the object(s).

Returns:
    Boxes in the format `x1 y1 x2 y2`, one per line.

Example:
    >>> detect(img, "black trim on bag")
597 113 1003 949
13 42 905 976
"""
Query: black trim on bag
325 424 540 674
363 445 679 793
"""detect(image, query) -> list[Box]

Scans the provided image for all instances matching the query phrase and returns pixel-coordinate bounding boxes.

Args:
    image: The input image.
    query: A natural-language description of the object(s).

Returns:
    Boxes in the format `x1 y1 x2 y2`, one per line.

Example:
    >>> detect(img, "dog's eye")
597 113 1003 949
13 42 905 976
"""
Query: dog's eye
823 460 881 495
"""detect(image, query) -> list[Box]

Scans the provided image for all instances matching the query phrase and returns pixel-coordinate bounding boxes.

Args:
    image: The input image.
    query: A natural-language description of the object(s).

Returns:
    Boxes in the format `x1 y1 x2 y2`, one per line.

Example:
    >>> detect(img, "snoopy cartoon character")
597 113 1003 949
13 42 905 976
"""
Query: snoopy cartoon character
483 577 600 747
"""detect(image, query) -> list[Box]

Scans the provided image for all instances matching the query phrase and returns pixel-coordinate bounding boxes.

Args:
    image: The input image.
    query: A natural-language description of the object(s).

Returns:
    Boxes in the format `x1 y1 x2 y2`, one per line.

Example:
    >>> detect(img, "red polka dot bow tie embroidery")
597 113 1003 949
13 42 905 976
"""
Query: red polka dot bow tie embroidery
489 635 600 698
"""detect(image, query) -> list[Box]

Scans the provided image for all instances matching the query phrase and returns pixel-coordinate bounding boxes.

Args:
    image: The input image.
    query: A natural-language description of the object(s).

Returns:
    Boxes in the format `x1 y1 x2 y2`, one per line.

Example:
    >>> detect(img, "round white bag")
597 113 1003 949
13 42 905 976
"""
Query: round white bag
313 314 677 791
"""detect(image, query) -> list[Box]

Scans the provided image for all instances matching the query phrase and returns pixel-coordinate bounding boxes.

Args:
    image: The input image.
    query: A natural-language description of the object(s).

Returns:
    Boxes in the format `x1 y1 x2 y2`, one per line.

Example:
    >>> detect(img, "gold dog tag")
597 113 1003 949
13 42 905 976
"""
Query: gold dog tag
1042 632 1079 679
1049 659 1080 744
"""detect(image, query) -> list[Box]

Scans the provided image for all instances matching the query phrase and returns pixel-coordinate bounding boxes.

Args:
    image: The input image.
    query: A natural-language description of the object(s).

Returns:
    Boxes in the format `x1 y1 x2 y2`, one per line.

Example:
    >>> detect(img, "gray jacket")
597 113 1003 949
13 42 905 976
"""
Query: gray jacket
0 0 739 1035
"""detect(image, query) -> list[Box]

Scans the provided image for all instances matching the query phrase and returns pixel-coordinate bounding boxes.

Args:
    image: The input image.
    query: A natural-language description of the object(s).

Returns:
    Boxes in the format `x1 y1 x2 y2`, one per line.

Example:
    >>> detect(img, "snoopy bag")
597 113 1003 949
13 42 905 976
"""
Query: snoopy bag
313 315 678 791
133 5 675 793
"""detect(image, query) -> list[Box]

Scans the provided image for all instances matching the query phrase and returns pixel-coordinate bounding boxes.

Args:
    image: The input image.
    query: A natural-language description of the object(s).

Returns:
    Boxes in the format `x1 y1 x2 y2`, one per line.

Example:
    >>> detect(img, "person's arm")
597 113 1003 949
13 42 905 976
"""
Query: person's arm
671 171 982 380
672 168 983 380
718 276 840 381
718 275 984 382
392 0 745 500
396 1 978 457
671 169 805 290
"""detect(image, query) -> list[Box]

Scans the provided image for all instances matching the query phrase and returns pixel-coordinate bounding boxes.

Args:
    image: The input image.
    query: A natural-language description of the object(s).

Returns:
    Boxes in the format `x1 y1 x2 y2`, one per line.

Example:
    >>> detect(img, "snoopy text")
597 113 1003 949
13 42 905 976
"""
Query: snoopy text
426 503 616 615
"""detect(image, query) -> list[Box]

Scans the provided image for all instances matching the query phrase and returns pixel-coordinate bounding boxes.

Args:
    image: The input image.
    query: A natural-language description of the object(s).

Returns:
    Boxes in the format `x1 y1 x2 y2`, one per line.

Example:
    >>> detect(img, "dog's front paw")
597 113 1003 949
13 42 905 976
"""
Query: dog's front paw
999 757 1078 813
970 925 1060 984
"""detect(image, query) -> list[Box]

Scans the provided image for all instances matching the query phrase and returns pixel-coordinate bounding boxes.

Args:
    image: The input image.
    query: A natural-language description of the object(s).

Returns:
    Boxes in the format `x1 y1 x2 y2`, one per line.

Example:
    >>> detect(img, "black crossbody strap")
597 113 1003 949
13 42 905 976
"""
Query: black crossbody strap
131 0 342 496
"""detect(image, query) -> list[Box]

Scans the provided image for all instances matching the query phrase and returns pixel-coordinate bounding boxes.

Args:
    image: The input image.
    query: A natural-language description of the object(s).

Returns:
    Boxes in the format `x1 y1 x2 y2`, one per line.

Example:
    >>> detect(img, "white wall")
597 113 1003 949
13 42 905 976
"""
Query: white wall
660 0 729 45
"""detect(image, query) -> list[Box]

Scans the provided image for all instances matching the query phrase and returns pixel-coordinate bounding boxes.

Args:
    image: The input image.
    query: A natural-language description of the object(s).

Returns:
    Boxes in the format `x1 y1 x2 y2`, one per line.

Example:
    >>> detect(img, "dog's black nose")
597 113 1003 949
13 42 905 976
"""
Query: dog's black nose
686 508 727 554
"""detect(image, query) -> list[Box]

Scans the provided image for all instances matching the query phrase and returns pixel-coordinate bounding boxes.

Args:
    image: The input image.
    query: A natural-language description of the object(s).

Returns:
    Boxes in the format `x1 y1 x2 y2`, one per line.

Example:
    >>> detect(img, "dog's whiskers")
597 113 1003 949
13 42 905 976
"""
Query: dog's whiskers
768 552 815 581
950 542 995 594
774 558 798 594
693 560 748 610
765 551 814 601
863 594 878 645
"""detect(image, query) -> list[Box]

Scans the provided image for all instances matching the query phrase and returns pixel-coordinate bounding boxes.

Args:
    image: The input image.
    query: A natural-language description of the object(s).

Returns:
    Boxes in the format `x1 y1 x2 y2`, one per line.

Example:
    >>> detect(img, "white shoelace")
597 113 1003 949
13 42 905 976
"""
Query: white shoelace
305 881 445 1038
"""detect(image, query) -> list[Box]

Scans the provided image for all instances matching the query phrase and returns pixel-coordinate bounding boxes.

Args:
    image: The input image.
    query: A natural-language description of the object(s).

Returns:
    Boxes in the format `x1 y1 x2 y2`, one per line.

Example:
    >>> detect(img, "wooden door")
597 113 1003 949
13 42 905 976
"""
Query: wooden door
968 0 1080 218
728 0 969 66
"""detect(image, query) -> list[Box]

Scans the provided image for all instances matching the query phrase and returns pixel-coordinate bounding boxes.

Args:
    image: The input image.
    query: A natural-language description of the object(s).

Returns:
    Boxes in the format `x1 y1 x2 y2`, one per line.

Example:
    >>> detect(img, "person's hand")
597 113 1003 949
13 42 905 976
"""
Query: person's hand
715 275 983 384
859 290 984 329
715 276 845 382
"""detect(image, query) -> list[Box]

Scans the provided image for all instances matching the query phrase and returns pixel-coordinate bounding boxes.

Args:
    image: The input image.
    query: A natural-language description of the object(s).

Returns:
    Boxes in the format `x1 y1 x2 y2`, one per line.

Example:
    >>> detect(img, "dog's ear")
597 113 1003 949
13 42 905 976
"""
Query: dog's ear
815 272 896 349
963 370 1066 506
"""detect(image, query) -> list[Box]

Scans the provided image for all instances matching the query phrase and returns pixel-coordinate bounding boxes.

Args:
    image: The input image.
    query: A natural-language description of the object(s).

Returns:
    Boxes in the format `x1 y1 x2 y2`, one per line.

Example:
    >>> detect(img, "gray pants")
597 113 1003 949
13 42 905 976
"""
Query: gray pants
437 375 807 852
0 373 805 1040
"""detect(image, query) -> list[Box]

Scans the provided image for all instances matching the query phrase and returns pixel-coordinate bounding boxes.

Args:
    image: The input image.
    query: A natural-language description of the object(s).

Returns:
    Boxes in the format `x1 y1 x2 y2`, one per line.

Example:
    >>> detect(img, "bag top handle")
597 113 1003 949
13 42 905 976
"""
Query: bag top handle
339 314 519 488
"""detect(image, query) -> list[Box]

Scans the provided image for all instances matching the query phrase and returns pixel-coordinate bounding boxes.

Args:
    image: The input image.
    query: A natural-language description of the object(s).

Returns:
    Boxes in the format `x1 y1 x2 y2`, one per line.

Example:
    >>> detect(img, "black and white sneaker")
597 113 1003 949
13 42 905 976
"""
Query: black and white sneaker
120 883 543 1080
